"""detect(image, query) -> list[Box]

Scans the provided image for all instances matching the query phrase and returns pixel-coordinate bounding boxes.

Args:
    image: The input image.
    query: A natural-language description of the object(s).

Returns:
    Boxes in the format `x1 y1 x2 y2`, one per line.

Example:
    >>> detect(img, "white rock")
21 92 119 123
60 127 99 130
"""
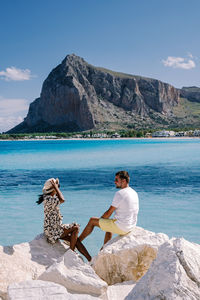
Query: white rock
7 280 69 300
92 226 169 285
39 249 108 296
0 291 6 300
66 294 101 300
8 280 103 300
0 234 68 295
107 281 136 300
126 238 200 300
101 227 169 253
174 238 200 286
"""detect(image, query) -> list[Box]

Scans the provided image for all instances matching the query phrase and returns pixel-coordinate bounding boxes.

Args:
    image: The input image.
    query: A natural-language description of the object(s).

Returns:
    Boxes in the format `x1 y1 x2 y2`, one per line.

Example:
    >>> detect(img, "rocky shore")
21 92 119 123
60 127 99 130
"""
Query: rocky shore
1 227 200 300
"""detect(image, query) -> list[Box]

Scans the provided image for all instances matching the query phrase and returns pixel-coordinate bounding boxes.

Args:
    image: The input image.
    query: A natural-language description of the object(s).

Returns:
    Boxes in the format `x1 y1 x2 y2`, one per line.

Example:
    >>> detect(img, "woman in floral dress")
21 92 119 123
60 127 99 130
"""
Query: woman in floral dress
36 178 91 261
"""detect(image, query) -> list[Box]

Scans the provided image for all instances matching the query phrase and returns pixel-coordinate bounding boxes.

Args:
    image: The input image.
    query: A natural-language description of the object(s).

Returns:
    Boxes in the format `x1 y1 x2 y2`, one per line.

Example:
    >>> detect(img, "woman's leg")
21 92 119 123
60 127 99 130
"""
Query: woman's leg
60 226 79 251
70 225 79 250
60 226 91 261
75 238 91 262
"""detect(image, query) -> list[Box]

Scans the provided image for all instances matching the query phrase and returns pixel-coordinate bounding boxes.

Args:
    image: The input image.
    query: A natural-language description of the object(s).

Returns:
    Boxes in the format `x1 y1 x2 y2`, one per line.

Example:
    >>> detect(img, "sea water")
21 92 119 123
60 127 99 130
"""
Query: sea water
0 138 200 256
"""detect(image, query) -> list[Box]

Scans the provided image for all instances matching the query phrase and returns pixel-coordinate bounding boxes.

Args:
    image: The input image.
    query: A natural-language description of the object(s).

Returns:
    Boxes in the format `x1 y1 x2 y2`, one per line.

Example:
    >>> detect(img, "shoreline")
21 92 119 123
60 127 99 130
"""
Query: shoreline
0 136 199 142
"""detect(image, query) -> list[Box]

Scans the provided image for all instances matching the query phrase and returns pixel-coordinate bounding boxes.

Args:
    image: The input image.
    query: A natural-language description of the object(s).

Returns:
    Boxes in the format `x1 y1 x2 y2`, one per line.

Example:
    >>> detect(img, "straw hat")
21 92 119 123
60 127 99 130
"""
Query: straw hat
42 178 59 194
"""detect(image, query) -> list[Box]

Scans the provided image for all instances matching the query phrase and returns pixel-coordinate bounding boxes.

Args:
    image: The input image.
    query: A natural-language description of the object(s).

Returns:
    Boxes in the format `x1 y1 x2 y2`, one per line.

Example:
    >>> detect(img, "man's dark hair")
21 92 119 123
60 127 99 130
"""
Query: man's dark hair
115 170 130 183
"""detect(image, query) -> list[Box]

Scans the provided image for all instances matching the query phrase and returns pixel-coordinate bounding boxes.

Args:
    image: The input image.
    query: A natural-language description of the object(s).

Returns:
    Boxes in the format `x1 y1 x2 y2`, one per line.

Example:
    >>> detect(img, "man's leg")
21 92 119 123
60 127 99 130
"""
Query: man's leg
79 217 100 242
104 232 112 245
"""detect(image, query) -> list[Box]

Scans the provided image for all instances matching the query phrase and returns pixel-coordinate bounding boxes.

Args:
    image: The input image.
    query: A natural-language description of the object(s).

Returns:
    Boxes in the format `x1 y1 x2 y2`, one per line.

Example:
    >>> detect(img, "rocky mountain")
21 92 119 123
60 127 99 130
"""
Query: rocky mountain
180 86 200 103
7 54 200 133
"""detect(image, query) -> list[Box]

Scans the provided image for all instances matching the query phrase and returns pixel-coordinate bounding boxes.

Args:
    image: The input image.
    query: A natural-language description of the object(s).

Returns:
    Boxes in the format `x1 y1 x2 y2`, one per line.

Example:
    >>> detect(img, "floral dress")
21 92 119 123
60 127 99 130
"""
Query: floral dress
43 194 79 244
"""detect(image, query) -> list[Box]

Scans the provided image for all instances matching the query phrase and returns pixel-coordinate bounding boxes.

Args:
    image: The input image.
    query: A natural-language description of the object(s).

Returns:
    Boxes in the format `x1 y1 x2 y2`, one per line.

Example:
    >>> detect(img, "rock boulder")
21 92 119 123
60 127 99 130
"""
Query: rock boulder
7 280 69 300
39 249 108 296
126 237 200 299
7 280 101 300
0 234 68 296
92 226 169 285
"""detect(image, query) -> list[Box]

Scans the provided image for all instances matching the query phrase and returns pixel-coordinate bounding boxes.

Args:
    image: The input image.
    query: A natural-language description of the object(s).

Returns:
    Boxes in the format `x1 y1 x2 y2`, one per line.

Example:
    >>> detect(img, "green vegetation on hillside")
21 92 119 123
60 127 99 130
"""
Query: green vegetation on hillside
1 97 200 140
182 86 200 93
173 97 200 127
1 127 200 140
88 64 153 81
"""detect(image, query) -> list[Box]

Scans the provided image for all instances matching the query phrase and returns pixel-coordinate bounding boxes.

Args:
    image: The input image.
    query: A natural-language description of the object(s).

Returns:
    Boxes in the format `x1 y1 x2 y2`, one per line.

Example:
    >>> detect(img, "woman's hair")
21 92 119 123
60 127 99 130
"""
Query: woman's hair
36 192 53 205
36 180 60 205
36 194 44 205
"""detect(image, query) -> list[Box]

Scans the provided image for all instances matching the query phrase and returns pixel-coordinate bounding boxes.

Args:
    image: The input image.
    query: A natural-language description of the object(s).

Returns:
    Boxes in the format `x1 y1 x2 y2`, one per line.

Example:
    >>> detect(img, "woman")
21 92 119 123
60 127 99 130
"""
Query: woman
36 177 91 261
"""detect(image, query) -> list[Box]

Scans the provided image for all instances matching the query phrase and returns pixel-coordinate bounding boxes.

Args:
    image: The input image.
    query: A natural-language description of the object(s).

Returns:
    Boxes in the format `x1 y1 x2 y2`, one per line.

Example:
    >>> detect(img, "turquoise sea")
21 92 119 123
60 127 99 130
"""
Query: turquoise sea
0 138 200 256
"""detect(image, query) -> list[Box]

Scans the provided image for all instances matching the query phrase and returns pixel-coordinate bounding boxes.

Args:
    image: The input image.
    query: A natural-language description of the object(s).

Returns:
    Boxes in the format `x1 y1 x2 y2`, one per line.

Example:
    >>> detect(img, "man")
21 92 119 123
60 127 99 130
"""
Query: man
79 170 139 247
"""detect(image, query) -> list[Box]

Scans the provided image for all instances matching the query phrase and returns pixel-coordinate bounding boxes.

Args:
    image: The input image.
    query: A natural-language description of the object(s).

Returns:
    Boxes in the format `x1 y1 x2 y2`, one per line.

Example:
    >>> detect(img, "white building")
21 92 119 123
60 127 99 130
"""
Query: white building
152 130 175 137
193 130 200 136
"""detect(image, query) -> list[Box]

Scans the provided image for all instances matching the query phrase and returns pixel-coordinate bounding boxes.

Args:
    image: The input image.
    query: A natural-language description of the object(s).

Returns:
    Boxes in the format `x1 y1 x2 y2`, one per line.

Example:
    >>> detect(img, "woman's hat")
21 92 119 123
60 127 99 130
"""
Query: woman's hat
42 178 59 194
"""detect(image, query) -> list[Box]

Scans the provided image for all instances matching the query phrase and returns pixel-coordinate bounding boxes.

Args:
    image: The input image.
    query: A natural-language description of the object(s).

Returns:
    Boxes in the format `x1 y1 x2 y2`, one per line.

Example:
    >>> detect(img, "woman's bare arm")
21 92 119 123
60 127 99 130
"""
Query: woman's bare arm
50 180 65 203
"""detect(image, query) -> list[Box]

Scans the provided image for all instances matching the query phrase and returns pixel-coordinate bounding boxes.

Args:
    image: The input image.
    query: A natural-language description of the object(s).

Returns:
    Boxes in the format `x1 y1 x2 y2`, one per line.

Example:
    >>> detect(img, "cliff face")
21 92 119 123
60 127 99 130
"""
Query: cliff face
8 54 180 133
180 86 200 103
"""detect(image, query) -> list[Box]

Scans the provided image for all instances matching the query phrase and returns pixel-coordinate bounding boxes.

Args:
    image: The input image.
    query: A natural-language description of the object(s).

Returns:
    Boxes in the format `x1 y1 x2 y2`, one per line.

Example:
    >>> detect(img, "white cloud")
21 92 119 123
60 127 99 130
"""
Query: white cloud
162 56 196 70
0 97 29 132
0 67 32 81
187 52 194 59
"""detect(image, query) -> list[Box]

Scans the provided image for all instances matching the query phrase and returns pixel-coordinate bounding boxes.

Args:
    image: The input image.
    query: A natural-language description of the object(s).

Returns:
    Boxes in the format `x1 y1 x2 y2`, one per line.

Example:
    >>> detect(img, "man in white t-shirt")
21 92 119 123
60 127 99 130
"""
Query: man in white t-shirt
79 171 139 247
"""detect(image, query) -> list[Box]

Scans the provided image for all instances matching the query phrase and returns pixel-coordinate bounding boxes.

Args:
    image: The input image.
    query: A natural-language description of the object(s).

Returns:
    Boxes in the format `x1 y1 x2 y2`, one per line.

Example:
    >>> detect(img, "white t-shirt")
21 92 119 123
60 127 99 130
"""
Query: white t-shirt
112 186 139 232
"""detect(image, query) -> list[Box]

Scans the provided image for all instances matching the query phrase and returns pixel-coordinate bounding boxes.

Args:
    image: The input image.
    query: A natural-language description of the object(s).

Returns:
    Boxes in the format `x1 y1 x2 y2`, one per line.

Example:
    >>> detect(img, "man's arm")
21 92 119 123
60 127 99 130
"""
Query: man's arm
101 206 116 219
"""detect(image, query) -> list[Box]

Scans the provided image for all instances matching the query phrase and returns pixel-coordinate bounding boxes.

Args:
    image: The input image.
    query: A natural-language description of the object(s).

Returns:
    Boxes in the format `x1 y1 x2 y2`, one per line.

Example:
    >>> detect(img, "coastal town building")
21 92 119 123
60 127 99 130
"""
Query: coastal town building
194 129 200 136
151 130 175 137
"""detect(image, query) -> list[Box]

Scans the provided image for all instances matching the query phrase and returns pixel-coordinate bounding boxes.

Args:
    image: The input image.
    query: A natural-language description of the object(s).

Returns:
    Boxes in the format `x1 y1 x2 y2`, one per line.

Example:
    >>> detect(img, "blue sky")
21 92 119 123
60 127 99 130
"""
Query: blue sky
0 0 200 132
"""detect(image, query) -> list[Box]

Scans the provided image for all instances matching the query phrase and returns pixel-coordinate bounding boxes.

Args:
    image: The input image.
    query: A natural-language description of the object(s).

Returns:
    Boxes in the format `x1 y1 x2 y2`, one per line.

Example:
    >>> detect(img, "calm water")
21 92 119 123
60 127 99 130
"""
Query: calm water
0 138 200 256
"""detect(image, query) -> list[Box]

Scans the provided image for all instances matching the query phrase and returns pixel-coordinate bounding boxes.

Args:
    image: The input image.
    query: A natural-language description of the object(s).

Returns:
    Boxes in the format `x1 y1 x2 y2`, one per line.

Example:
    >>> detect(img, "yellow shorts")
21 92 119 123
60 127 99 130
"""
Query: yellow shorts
99 218 128 235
